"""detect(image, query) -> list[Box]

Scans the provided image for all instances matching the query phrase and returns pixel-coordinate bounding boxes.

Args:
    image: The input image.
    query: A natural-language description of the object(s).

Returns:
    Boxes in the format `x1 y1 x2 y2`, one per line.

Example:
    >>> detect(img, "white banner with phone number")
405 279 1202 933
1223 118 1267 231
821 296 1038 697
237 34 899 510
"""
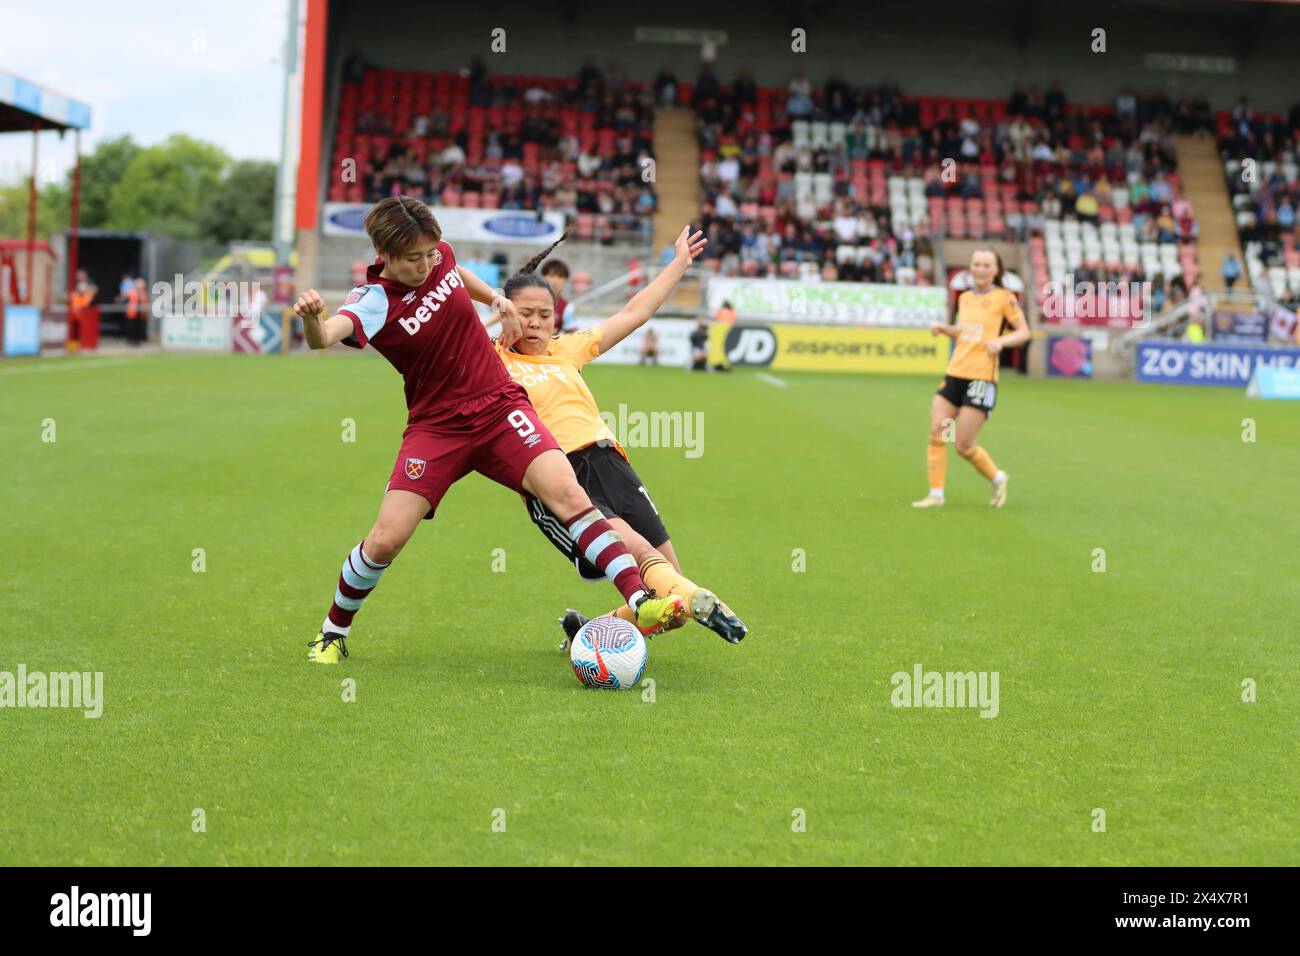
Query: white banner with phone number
707 277 946 327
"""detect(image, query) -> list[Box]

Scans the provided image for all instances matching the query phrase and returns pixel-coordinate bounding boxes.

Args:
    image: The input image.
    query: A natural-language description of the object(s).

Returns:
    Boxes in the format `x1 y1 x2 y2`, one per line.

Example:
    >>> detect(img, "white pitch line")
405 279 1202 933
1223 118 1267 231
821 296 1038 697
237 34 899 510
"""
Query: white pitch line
0 357 146 377
756 372 787 388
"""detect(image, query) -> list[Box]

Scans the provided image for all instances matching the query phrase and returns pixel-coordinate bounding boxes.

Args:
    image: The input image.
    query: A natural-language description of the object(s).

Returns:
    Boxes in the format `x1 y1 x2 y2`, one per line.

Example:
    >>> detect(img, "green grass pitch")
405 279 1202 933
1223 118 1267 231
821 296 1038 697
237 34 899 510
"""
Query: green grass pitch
2 351 1296 865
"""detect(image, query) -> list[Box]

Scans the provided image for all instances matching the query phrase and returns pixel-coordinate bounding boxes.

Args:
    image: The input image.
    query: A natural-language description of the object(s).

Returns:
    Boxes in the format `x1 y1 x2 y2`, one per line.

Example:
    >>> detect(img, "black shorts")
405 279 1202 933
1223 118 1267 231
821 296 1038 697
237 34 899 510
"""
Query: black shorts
526 442 671 581
937 375 998 415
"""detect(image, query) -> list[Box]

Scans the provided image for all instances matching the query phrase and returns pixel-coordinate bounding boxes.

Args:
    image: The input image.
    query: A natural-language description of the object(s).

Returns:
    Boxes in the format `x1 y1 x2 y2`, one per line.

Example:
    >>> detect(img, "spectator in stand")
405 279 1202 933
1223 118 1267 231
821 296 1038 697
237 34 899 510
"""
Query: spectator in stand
787 72 814 118
1156 206 1177 243
653 68 677 107
1277 200 1295 232
440 140 466 169
1222 253 1241 291
1075 190 1099 224
577 58 602 96
733 69 757 107
715 300 736 324
1151 273 1167 313
692 65 719 109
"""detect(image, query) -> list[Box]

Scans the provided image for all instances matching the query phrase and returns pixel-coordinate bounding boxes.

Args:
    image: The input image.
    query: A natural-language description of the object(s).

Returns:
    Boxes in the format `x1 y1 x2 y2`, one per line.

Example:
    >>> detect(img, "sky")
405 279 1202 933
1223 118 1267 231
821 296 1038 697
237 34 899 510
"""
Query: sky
0 0 291 186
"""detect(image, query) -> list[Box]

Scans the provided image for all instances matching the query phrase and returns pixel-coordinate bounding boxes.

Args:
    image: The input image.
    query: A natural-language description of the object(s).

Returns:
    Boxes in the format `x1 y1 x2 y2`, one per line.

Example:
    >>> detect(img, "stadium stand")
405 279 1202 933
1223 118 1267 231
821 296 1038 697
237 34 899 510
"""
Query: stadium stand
328 60 659 244
684 70 1202 317
1218 99 1300 306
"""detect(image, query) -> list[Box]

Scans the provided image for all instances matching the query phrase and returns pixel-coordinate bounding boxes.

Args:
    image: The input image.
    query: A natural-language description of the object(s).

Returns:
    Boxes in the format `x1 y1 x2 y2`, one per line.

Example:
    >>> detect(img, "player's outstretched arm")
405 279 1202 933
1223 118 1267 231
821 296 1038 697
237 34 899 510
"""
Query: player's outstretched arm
596 225 707 354
294 290 354 350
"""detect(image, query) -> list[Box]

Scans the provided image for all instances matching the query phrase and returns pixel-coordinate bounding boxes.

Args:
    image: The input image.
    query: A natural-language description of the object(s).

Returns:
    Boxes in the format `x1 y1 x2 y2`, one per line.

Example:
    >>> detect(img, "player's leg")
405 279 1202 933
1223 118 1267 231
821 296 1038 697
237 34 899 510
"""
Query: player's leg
519 450 682 634
573 452 746 643
309 490 427 663
310 427 466 662
954 404 1008 507
643 537 747 643
914 391 958 508
472 401 683 635
654 538 683 573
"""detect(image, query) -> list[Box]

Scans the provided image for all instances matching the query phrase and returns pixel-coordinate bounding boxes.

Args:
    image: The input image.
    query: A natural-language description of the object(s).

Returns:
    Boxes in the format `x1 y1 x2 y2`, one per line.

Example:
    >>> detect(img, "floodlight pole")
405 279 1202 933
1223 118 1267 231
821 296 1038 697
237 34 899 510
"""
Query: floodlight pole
273 0 302 265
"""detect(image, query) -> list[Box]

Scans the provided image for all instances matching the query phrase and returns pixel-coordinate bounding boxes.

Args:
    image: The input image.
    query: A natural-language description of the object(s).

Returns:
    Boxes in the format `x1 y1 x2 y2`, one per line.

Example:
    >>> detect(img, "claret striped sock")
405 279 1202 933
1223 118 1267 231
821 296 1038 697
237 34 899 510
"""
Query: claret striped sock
323 542 390 636
563 508 647 607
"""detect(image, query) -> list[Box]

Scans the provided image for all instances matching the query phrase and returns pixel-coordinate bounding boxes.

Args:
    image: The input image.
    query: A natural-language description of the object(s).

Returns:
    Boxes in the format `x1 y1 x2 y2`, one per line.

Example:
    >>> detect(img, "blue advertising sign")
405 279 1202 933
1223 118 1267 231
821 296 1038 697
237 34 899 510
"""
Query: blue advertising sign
1137 341 1300 387
1246 365 1300 400
3 305 41 356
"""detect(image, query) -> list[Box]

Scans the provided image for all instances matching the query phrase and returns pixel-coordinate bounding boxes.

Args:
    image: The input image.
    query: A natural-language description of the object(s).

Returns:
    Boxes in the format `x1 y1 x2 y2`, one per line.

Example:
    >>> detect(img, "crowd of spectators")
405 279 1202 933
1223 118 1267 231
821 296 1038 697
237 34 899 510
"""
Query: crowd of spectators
686 69 1199 283
1218 97 1300 302
332 58 658 230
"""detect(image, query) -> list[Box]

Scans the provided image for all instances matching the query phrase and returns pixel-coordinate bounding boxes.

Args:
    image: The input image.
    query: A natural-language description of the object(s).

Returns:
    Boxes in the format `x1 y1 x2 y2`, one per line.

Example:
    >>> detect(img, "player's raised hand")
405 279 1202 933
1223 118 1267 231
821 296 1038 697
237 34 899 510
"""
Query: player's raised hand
294 290 325 319
492 292 523 348
674 225 707 266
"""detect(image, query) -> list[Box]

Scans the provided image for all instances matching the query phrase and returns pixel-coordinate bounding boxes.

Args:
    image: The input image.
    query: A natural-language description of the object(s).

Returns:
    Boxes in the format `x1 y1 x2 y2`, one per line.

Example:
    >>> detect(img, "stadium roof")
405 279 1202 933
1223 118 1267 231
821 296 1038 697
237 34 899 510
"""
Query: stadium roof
0 71 91 134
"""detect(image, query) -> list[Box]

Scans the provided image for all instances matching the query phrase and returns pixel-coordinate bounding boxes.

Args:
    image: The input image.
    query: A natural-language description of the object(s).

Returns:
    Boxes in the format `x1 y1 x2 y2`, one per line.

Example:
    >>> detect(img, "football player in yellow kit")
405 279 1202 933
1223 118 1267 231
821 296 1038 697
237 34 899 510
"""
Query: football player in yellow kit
914 249 1030 509
492 225 746 647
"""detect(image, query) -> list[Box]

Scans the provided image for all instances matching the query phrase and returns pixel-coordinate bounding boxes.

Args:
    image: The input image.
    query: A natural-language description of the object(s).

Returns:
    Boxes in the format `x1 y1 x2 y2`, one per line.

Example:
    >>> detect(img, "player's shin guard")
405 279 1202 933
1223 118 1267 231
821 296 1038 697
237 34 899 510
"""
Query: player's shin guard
324 542 390 635
927 437 947 493
563 508 646 606
959 444 999 480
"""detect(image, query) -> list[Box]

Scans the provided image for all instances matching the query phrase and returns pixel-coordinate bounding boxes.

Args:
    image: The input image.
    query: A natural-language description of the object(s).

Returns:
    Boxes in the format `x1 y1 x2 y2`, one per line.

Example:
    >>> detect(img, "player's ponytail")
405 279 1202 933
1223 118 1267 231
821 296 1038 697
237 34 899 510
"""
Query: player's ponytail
503 229 569 304
519 230 569 277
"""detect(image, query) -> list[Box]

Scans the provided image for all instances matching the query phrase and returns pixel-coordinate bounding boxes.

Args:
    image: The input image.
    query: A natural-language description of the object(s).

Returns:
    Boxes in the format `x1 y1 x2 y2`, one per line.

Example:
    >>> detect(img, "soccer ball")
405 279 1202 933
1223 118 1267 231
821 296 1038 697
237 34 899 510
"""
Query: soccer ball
569 616 647 690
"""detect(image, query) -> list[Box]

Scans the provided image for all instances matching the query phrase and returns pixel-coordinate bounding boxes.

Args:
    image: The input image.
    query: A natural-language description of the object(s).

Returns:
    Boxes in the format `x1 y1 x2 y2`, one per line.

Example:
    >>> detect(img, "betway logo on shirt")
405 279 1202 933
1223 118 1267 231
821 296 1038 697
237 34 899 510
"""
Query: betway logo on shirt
398 270 463 335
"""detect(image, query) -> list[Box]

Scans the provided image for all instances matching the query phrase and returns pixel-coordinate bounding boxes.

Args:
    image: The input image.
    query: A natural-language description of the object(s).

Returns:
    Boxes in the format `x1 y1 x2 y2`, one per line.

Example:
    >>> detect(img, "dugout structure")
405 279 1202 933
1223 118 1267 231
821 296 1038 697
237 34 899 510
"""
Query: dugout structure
0 72 91 343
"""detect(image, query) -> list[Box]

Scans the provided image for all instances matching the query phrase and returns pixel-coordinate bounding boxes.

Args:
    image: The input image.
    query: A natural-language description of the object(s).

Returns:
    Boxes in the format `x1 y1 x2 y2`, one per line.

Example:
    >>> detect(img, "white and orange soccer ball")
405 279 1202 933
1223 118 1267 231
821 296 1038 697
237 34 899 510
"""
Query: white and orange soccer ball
569 617 647 690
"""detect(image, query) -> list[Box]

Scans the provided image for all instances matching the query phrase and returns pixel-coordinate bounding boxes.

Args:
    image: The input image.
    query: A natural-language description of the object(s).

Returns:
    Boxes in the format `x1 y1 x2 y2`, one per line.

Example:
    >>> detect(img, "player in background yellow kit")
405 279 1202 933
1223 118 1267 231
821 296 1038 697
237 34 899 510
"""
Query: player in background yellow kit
913 249 1030 509
492 226 746 647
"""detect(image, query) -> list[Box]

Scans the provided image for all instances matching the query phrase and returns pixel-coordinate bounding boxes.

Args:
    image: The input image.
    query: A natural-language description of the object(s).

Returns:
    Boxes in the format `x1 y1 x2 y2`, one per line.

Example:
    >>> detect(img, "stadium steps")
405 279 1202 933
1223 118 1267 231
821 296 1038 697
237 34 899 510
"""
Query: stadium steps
1174 134 1246 300
652 107 704 310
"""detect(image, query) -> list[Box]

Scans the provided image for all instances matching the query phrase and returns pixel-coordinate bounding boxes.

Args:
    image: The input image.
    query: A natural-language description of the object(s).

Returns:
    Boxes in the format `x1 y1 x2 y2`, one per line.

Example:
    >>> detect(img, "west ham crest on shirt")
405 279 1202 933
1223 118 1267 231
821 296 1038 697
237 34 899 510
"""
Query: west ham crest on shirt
431 249 443 267
405 457 426 479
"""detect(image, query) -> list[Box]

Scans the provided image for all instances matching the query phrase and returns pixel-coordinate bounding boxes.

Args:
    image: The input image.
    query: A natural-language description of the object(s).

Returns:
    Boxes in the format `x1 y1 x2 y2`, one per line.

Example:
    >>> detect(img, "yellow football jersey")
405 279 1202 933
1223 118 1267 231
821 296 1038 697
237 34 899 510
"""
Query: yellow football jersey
496 328 622 455
947 286 1025 383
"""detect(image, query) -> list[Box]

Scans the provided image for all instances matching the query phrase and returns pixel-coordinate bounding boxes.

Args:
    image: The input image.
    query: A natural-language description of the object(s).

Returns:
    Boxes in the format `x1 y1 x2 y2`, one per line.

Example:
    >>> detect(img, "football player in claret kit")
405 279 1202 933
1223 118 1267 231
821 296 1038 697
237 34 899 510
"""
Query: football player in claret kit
913 248 1030 510
292 196 685 663
492 225 747 648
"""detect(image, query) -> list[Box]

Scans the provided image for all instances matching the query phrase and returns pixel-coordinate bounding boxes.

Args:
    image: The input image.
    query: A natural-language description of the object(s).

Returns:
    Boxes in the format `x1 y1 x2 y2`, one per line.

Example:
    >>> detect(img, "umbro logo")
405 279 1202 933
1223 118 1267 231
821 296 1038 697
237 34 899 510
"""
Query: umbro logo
402 291 417 304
